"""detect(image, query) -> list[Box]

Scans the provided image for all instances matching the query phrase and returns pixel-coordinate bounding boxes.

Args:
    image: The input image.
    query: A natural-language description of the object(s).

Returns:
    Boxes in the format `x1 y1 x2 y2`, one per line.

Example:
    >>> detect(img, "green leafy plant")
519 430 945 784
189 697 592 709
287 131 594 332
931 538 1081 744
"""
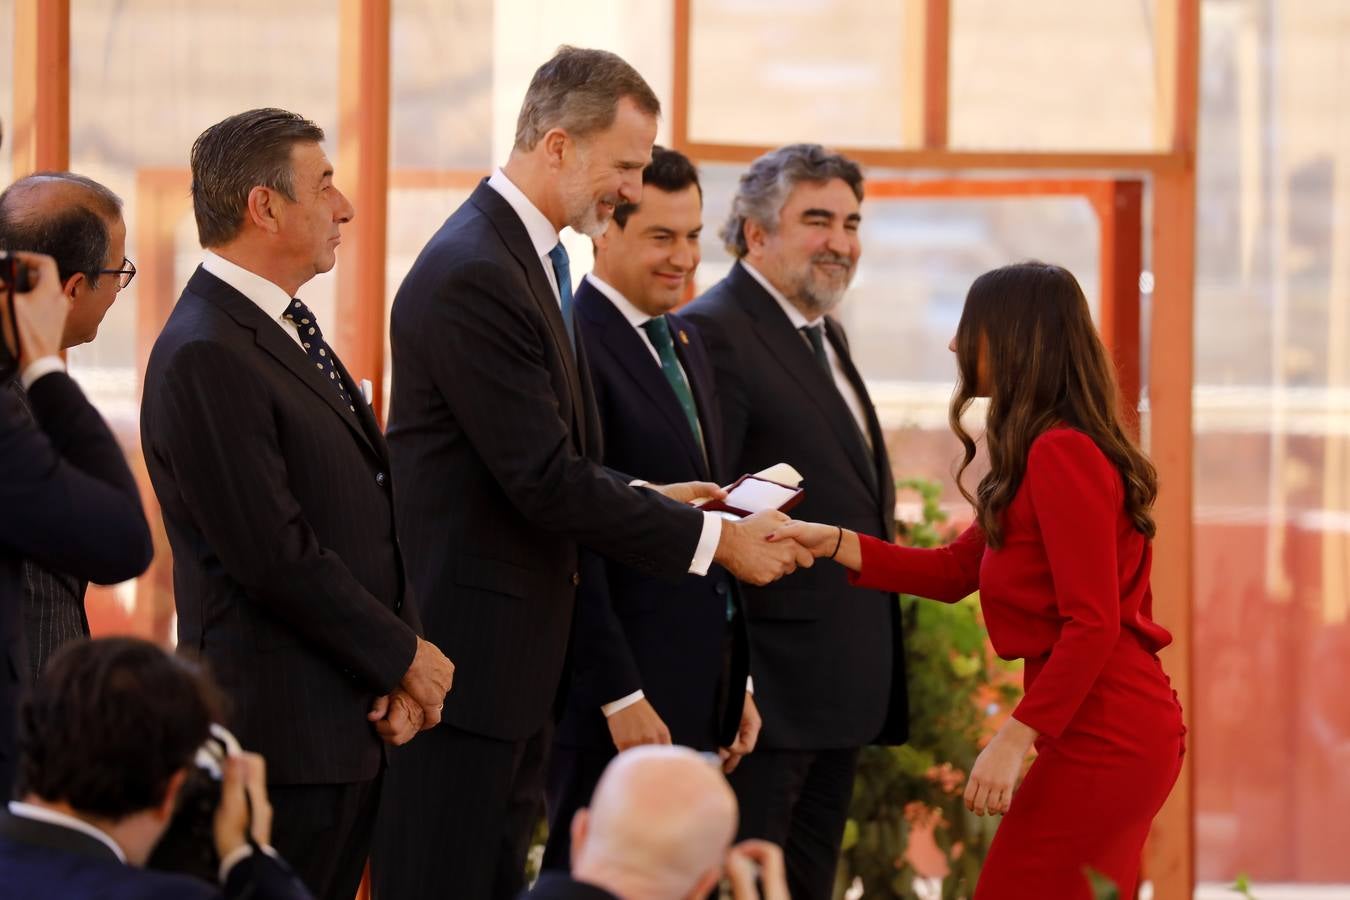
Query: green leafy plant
1086 866 1120 899
834 478 1023 899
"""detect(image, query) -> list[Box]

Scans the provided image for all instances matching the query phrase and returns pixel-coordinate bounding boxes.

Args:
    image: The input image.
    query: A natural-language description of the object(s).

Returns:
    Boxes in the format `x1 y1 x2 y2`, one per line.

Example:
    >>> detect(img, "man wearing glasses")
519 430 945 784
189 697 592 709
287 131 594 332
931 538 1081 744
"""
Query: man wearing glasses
0 172 136 678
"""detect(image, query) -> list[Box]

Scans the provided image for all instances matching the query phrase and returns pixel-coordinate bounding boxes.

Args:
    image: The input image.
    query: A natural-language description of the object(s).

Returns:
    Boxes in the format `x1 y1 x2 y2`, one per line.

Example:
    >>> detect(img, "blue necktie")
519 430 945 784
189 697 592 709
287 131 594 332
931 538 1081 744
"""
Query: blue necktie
547 243 577 350
283 298 355 412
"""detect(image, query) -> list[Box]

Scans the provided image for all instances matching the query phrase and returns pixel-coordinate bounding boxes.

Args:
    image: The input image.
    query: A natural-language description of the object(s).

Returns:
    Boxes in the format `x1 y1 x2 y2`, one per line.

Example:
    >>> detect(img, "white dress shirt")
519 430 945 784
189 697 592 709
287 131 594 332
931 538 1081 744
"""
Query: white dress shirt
741 262 872 450
201 251 306 350
19 356 65 390
484 170 723 582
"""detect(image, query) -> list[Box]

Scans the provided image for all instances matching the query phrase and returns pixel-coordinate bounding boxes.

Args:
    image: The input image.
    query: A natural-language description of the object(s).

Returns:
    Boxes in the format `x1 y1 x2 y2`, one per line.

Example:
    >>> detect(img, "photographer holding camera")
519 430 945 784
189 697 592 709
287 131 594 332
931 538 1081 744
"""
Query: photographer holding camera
0 247 153 799
0 170 139 680
0 637 313 900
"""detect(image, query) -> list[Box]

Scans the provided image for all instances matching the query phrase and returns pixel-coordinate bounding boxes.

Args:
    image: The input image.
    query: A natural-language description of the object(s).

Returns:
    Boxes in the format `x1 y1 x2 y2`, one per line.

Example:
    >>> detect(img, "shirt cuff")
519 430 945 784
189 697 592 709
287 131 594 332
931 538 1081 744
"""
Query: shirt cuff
20 356 65 390
746 676 755 695
628 479 649 488
688 512 722 576
601 689 645 717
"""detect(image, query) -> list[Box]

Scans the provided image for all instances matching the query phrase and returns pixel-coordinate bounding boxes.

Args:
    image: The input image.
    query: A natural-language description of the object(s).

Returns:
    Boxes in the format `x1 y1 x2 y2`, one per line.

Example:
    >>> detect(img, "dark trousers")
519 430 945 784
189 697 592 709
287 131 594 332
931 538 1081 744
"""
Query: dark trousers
540 743 615 872
268 776 382 900
371 721 551 900
729 746 861 900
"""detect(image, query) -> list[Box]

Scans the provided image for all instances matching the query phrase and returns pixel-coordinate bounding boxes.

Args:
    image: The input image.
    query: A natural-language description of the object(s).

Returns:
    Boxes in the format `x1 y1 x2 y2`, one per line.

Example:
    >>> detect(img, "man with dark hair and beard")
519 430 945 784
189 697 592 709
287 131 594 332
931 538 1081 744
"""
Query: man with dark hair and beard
681 143 910 900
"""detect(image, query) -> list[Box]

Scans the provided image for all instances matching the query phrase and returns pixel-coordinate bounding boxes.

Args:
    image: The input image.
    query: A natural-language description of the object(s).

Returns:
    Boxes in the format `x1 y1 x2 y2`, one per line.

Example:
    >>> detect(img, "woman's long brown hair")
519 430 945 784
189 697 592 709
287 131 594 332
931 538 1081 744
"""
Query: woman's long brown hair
950 262 1157 548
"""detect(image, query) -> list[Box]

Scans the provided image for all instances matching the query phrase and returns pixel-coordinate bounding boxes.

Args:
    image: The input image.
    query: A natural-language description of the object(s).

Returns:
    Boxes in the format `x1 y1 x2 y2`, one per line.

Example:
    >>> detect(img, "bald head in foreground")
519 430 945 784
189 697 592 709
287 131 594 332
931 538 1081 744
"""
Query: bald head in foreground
526 746 788 900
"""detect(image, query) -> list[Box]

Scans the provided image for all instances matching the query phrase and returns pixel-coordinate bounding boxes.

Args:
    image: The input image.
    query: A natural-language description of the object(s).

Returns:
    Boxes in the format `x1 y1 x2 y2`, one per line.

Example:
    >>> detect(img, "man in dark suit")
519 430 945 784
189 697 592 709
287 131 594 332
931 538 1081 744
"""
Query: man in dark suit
0 250 153 799
0 171 136 679
140 108 453 900
0 637 312 900
527 747 738 900
682 144 909 899
375 48 808 899
543 147 759 872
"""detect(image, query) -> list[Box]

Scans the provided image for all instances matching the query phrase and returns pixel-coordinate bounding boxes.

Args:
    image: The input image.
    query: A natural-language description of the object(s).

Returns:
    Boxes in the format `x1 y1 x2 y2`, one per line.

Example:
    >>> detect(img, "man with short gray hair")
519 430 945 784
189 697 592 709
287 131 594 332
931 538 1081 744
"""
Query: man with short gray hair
140 107 453 900
682 143 910 900
0 172 135 679
374 47 808 899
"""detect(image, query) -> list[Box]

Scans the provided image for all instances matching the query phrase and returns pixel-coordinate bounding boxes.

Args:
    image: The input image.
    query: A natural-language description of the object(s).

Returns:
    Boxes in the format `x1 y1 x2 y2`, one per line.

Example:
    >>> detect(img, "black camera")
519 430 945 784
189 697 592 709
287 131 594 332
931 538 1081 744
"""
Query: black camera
146 723 247 882
0 249 36 294
0 250 33 382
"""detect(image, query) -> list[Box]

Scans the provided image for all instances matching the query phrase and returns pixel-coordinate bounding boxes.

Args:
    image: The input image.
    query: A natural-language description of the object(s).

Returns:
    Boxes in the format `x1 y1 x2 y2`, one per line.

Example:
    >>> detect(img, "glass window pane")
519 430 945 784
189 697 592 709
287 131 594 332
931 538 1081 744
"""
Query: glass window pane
1193 0 1350 887
688 0 908 148
391 0 493 170
950 0 1156 150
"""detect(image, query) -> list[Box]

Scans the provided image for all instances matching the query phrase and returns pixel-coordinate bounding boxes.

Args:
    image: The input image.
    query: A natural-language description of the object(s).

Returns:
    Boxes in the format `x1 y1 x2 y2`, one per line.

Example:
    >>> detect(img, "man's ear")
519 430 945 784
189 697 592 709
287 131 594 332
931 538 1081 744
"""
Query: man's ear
63 271 85 301
245 185 282 234
542 128 570 171
569 807 590 869
155 768 190 823
743 218 769 257
686 867 723 900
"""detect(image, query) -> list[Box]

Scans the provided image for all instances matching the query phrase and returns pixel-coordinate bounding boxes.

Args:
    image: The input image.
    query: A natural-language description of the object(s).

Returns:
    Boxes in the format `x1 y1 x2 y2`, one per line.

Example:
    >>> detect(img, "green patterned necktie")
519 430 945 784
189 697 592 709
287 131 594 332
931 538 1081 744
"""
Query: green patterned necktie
641 316 705 458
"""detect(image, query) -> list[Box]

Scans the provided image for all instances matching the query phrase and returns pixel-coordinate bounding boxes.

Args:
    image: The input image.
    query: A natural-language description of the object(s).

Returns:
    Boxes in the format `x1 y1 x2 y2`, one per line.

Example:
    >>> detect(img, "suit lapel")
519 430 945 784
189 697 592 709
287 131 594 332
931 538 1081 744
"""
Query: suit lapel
331 352 390 463
468 182 588 451
824 320 884 499
731 264 879 497
187 268 378 458
578 282 708 479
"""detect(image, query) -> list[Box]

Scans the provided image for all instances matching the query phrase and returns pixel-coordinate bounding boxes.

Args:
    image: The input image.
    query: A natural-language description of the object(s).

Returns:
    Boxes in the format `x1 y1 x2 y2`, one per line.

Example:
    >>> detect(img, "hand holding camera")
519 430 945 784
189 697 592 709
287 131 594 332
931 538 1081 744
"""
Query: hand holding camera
214 749 273 860
1 250 68 374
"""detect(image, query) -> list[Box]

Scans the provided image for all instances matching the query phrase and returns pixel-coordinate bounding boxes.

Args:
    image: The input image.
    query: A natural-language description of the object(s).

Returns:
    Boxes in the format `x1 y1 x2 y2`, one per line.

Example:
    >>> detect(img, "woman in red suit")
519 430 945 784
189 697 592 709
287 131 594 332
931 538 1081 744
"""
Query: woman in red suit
774 262 1185 899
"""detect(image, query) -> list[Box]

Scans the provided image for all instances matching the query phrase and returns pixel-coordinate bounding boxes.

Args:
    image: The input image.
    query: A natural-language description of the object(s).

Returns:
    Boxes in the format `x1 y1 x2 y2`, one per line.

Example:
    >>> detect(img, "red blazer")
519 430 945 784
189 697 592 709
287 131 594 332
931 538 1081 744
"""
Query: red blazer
849 427 1171 738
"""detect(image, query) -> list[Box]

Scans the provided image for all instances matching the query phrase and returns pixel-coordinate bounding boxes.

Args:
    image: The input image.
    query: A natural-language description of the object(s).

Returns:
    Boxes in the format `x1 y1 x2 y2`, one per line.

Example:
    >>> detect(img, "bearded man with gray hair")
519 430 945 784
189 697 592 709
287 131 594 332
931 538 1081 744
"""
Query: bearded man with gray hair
681 144 910 900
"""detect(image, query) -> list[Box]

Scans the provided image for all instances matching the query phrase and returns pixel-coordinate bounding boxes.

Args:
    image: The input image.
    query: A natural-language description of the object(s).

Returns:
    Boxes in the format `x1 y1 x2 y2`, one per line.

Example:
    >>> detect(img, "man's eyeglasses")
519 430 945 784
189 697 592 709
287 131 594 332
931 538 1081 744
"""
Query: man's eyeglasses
99 257 136 290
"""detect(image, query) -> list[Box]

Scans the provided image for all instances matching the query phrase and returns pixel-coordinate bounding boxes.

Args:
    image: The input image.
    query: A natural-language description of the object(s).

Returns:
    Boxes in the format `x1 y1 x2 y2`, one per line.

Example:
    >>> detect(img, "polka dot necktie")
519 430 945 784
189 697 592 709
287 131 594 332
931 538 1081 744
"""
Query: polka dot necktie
283 298 355 413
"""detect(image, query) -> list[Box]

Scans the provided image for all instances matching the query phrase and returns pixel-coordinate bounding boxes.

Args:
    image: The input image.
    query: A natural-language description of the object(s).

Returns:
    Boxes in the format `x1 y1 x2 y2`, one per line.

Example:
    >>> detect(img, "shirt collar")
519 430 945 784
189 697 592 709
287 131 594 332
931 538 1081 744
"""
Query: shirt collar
487 168 561 260
201 250 296 321
740 260 822 329
584 273 655 330
8 801 128 864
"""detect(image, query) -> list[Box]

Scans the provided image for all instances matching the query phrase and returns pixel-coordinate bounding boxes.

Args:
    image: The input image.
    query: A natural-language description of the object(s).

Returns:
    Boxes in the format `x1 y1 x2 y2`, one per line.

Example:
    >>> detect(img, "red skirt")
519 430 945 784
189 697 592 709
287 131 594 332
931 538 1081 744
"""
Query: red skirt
974 632 1186 899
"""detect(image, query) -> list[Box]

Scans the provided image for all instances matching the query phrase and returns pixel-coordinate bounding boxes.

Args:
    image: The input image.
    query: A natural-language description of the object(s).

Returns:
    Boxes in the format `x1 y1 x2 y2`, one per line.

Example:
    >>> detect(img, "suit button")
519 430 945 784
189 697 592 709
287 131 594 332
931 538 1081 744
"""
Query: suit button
375 471 387 487
715 582 728 595
571 572 581 586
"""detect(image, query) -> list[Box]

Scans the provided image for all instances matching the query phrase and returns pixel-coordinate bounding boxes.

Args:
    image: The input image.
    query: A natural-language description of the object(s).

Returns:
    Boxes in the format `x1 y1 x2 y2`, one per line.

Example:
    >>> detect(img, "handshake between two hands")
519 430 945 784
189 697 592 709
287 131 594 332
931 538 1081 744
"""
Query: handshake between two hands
645 478 823 587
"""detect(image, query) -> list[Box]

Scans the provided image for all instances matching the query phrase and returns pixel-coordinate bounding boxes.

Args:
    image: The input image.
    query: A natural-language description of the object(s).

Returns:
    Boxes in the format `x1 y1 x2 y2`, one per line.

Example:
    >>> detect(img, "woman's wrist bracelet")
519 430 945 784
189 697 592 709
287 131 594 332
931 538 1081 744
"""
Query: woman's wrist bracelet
828 526 844 560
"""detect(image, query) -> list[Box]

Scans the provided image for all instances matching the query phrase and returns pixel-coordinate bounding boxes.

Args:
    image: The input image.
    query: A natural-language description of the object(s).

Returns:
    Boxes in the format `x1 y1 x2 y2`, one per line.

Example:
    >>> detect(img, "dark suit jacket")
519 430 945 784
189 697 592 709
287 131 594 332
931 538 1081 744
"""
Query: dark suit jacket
140 267 419 785
6 375 92 682
555 280 748 752
522 872 621 900
385 181 705 741
0 372 152 797
682 262 908 748
0 810 312 900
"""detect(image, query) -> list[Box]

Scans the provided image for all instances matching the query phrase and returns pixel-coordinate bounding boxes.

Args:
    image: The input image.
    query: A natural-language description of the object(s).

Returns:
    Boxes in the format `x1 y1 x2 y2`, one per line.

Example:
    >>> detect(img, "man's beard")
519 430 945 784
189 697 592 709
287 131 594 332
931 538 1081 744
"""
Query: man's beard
786 251 854 317
560 157 618 239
